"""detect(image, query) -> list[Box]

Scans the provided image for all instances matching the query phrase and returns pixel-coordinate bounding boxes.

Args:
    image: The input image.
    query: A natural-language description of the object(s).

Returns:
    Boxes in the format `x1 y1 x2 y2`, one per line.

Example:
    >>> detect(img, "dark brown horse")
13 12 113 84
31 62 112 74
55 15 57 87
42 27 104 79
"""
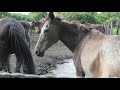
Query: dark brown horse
0 18 35 74
85 23 105 34
30 21 41 34
20 20 31 48
35 12 120 78
30 15 49 34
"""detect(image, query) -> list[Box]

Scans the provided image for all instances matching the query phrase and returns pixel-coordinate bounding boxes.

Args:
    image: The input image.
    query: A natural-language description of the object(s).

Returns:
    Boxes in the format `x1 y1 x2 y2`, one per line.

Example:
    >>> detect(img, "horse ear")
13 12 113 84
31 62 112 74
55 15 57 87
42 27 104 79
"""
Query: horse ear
48 12 54 22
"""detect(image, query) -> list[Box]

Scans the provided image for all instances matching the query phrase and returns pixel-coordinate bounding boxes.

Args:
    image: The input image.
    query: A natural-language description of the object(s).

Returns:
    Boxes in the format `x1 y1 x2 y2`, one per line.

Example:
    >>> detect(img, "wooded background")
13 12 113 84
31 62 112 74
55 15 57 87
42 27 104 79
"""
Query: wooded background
1 12 120 24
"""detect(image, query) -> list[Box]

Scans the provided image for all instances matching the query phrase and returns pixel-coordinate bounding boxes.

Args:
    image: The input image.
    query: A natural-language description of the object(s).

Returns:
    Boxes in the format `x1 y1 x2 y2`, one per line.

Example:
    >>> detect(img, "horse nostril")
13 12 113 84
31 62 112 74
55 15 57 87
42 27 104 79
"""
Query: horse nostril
35 51 39 55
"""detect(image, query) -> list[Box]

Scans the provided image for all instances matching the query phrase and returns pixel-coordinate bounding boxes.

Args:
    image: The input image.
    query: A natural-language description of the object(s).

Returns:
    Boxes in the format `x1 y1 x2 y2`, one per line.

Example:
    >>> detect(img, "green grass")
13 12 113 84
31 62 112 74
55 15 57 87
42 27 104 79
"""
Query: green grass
112 27 120 35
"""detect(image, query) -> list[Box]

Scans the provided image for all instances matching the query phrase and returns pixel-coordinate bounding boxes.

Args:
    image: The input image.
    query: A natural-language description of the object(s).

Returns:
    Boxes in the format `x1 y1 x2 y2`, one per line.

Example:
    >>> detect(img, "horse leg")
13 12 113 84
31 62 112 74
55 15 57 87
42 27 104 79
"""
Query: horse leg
28 36 30 48
29 30 32 36
99 71 110 78
74 59 85 78
76 67 85 78
16 57 29 74
15 58 28 73
0 55 11 73
6 57 11 73
0 61 7 72
26 34 30 48
38 28 41 34
2 60 11 73
22 62 28 74
99 63 110 78
32 30 34 35
30 29 33 36
32 29 34 35
28 38 30 48
15 56 23 73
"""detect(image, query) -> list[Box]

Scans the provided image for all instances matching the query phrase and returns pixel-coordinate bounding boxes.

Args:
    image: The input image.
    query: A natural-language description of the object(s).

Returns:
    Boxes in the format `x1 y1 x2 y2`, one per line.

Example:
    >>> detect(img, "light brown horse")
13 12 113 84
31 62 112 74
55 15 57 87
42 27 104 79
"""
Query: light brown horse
35 12 120 78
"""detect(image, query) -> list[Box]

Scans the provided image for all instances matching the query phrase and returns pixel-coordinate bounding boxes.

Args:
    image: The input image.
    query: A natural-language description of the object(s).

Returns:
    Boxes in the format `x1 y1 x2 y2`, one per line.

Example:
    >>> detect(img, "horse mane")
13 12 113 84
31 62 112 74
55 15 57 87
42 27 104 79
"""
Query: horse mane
54 17 90 34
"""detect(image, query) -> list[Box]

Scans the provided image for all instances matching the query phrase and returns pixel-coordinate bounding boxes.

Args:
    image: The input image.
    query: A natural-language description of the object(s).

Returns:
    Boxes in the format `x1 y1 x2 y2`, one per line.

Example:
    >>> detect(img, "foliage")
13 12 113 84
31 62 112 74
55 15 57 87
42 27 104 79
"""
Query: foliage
0 12 45 21
0 12 120 24
95 12 120 24
55 12 99 24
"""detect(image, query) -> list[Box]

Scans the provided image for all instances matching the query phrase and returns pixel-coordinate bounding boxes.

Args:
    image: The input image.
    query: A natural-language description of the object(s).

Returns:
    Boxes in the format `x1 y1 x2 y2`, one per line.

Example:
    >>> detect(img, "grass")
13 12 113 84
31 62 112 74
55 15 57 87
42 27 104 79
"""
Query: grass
112 27 120 35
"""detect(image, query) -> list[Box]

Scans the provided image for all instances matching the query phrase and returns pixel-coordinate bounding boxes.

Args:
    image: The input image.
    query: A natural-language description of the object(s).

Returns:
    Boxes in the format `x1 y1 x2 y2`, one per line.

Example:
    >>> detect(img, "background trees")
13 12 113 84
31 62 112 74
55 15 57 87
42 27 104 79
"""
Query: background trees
0 12 120 24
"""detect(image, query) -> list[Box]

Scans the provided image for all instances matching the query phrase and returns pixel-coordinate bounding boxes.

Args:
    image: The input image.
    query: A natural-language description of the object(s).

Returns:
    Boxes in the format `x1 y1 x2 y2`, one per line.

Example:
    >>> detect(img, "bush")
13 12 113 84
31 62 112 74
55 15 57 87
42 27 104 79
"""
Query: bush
55 12 100 24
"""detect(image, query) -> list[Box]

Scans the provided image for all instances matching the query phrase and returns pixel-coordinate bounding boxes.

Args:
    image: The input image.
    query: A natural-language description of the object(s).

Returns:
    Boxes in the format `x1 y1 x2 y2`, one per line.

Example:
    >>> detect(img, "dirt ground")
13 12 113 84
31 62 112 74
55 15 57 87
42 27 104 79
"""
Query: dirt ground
9 34 73 75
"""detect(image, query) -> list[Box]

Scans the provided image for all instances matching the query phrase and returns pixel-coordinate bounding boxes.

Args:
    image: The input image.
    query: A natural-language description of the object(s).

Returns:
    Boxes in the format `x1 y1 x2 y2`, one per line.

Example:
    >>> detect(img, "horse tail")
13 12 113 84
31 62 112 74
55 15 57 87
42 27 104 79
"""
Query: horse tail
8 24 35 74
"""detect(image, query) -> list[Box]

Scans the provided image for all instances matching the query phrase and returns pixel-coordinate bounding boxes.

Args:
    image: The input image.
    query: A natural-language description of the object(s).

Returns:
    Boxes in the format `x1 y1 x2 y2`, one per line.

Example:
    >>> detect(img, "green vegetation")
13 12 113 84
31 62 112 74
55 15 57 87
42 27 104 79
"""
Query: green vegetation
112 27 120 34
55 12 99 24
1 12 120 35
0 12 120 24
0 12 45 21
95 12 120 24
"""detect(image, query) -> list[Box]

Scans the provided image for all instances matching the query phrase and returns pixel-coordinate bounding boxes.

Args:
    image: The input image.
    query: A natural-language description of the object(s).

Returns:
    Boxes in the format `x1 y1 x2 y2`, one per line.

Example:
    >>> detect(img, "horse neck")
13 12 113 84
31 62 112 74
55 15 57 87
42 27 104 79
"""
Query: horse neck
56 21 86 53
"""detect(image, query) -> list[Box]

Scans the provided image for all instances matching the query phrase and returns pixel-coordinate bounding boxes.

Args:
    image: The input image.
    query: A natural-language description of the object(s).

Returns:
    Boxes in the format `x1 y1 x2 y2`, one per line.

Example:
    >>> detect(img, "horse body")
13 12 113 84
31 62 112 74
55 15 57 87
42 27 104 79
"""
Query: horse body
0 18 25 72
74 30 120 77
0 17 35 74
35 12 120 78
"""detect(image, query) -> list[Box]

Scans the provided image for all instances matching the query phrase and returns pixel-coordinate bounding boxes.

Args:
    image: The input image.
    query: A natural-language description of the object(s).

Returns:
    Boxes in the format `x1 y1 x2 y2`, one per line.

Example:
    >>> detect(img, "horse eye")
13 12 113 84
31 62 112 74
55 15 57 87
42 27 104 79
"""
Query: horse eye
44 29 49 33
46 25 49 27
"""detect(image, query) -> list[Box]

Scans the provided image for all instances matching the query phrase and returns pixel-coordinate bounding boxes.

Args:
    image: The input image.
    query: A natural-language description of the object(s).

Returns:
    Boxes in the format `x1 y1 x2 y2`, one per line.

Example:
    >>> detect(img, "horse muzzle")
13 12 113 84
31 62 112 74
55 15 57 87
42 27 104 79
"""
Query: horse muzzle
35 50 45 57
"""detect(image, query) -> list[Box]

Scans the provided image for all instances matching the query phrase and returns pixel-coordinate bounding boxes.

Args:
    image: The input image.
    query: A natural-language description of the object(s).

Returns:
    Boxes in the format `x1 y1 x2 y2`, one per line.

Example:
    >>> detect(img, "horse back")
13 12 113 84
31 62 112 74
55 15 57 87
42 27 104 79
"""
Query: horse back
0 18 26 41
